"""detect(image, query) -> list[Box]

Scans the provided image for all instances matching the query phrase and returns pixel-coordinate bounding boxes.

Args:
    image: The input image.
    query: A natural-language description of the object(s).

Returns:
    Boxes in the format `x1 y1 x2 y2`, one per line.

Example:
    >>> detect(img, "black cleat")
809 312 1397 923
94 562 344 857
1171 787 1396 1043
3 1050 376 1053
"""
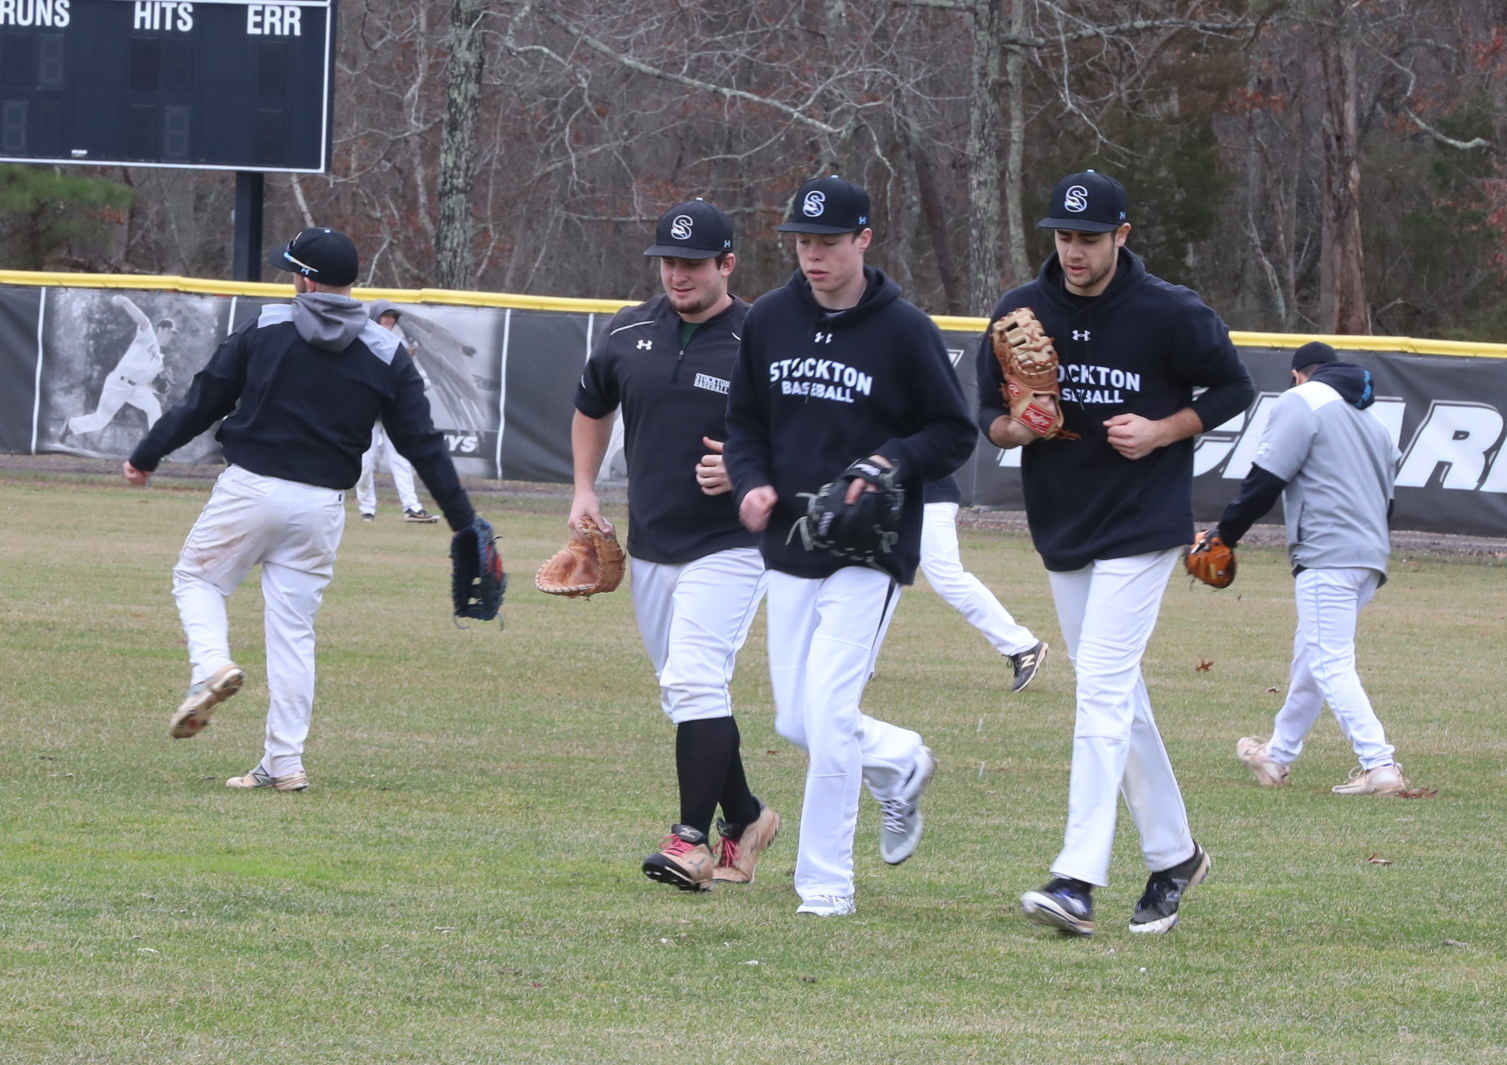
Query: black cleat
1021 876 1095 936
1009 640 1048 693
1130 843 1211 934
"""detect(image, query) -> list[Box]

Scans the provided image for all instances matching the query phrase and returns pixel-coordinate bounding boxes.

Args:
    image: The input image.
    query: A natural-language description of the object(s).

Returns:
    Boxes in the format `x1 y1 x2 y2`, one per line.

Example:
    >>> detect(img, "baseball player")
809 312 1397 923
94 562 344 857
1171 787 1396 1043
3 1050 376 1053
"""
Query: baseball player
978 170 1254 935
355 301 440 524
571 199 779 893
724 175 976 916
870 476 1048 692
66 293 168 438
122 227 489 791
1209 341 1407 795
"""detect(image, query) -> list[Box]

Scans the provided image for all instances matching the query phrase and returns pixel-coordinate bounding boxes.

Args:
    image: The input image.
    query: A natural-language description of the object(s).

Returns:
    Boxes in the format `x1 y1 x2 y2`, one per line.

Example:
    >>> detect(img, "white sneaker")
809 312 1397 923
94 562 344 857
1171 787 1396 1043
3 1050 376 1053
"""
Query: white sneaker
226 765 309 792
169 663 244 739
1332 762 1406 796
878 745 936 865
796 894 855 917
1236 736 1290 787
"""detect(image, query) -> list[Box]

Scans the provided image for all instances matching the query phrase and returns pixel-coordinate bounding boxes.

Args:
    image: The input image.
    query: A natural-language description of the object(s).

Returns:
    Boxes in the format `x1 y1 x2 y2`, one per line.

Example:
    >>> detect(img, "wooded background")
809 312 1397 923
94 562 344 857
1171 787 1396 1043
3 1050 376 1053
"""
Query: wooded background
3 0 1504 340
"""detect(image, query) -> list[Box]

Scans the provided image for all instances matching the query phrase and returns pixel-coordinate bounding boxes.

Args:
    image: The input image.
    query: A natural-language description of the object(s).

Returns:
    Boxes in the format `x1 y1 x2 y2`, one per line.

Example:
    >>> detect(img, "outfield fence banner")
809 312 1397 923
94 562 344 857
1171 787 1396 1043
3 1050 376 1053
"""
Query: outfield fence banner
4 274 1505 537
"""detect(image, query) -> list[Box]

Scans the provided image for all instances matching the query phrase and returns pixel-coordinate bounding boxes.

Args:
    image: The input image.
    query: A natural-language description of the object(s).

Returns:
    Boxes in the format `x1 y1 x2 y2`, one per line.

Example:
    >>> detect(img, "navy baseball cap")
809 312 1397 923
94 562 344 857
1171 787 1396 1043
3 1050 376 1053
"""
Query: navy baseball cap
1291 340 1338 372
1037 170 1129 233
777 175 871 234
643 199 733 259
267 226 359 287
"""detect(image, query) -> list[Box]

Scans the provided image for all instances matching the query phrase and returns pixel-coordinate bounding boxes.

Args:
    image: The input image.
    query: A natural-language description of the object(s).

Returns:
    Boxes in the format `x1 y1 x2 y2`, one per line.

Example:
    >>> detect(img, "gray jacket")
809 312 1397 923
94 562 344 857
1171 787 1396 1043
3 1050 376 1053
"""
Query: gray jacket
1255 371 1398 577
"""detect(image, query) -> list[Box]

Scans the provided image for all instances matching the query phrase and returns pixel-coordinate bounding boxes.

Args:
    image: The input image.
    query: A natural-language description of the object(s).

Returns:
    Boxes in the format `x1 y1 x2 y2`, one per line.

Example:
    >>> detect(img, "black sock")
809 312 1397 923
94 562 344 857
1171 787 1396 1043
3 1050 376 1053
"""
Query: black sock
675 717 738 837
717 718 762 831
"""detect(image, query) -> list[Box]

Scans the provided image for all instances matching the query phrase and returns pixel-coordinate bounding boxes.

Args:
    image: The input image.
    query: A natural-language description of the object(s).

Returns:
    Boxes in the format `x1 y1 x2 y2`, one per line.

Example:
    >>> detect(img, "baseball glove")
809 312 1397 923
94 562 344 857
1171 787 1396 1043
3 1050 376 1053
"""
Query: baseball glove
534 515 625 597
1185 529 1236 588
992 307 1065 439
789 457 905 565
451 516 507 622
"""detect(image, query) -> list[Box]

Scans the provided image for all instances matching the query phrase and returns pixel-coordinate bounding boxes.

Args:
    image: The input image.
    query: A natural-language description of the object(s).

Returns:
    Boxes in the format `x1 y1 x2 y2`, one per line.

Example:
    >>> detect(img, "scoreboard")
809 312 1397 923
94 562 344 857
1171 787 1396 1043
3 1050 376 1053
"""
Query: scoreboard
0 0 336 172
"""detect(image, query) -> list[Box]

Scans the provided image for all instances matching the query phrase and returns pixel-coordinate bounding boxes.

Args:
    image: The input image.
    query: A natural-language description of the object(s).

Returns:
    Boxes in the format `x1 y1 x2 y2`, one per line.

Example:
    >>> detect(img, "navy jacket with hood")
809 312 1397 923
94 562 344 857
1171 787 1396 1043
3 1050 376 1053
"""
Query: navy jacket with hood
977 249 1254 571
130 292 475 531
726 266 976 584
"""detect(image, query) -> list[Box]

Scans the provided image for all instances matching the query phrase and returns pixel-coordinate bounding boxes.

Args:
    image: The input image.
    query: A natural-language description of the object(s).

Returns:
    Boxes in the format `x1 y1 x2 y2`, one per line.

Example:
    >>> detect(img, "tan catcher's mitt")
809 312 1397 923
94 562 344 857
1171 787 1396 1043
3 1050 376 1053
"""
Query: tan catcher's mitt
535 515 626 597
992 307 1065 439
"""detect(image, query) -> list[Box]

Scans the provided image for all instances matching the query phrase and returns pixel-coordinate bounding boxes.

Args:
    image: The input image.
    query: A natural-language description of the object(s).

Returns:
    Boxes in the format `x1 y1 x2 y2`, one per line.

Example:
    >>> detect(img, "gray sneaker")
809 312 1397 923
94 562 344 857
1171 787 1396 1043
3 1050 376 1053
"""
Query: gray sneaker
878 746 935 865
169 663 244 739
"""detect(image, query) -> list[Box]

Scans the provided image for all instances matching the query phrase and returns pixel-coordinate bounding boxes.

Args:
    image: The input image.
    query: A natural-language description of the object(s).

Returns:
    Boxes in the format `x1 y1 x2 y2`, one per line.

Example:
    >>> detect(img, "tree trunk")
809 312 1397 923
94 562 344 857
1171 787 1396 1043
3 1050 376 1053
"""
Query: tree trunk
435 0 485 291
1001 0 1030 290
966 0 1004 316
1316 9 1368 333
900 120 963 314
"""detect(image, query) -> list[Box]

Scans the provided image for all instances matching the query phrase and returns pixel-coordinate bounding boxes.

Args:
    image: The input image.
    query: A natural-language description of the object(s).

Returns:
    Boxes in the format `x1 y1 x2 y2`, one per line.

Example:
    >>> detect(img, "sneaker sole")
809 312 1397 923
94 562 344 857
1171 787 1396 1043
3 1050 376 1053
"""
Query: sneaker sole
796 901 855 917
641 855 711 893
226 772 309 792
169 666 245 739
1129 850 1212 934
1332 780 1407 796
1021 891 1094 936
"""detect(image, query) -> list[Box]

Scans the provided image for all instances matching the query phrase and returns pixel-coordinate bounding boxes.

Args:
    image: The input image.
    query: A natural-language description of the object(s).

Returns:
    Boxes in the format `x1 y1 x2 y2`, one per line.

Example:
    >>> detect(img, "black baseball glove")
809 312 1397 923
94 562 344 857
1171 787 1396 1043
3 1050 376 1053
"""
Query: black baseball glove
451 515 507 624
790 457 904 565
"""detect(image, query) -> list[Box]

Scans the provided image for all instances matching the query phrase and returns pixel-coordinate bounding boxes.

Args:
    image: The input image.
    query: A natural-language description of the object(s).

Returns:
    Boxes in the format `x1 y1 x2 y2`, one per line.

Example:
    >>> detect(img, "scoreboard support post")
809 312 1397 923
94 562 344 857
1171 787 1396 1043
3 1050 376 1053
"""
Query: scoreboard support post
233 171 265 282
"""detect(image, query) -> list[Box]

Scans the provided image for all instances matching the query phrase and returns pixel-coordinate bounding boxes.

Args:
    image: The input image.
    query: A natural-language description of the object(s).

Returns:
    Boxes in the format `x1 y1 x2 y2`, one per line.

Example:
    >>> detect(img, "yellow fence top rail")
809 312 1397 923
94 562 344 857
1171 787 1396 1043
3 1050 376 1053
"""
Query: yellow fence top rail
5 271 1505 358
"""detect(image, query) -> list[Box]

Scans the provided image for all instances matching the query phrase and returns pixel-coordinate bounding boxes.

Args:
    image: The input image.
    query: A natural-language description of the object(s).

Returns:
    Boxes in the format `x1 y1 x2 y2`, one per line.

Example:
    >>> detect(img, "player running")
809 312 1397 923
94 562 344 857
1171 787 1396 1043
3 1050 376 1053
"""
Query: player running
570 199 779 893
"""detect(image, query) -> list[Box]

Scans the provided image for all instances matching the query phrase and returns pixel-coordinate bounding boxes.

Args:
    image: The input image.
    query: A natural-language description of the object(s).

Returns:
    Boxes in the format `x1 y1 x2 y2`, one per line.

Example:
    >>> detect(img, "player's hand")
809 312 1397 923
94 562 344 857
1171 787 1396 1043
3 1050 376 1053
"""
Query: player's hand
696 437 731 496
122 460 150 486
568 492 611 534
843 454 891 504
1103 413 1165 461
739 485 777 533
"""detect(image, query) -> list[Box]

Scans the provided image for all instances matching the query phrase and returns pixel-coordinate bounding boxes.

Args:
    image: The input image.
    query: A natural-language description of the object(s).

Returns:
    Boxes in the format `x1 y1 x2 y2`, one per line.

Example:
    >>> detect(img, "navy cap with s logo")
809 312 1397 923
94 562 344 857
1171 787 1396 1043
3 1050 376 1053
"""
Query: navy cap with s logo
643 199 734 259
776 175 871 234
1037 170 1129 233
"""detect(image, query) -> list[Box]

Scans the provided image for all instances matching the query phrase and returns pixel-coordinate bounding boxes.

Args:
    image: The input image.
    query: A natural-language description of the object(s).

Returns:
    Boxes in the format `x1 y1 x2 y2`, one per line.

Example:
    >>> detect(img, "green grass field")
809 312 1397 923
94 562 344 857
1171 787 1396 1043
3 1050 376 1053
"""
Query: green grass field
2 467 1503 1064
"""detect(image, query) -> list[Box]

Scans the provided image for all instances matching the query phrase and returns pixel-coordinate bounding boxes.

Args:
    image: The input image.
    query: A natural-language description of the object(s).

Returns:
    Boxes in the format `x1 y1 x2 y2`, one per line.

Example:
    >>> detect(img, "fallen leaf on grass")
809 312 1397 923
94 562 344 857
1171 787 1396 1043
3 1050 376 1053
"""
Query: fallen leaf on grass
1365 853 1393 865
1266 686 1279 693
1196 659 1213 672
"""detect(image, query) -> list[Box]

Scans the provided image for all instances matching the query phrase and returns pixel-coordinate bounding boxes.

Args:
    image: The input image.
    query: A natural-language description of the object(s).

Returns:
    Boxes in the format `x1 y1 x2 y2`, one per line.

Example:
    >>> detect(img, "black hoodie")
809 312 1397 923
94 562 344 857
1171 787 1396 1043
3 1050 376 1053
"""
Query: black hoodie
726 267 975 584
130 293 475 531
977 249 1254 571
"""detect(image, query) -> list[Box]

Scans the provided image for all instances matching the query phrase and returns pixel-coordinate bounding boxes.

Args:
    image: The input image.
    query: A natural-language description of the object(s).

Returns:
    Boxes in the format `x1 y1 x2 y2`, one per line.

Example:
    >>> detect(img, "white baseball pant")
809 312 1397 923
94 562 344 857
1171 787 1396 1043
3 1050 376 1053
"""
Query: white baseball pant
919 501 1037 655
172 465 344 777
1268 566 1394 770
355 422 421 515
630 548 766 724
1046 547 1194 886
766 567 927 903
